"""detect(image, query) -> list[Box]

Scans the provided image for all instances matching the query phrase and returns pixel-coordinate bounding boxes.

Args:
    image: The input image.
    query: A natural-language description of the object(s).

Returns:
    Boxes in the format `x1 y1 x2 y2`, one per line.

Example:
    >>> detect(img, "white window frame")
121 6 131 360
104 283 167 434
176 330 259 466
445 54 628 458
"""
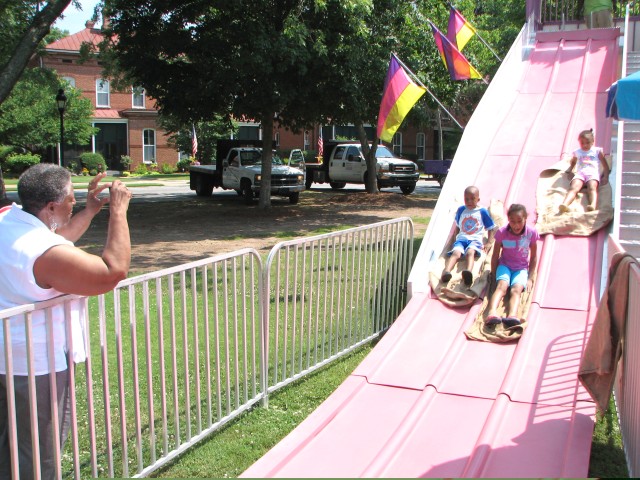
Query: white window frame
96 79 110 107
62 76 75 88
274 131 280 147
303 131 310 150
132 86 145 109
416 132 425 161
393 132 402 156
143 129 156 164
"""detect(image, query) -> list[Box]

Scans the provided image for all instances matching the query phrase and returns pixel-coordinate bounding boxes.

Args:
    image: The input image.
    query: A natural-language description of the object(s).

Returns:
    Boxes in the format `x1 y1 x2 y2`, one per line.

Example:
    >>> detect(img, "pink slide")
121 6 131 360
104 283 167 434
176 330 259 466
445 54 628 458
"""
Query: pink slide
242 28 619 477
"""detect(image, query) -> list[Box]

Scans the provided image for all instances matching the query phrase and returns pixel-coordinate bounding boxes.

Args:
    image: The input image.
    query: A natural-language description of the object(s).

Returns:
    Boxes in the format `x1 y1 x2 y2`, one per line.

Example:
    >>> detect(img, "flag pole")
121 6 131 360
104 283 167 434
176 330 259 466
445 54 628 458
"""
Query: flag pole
392 53 465 130
475 33 502 62
448 3 502 62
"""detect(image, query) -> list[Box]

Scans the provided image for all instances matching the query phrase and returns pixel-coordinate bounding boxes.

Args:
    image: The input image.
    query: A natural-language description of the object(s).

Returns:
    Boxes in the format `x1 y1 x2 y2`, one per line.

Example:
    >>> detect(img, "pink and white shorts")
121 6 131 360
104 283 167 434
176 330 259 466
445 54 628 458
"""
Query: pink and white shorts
572 169 600 185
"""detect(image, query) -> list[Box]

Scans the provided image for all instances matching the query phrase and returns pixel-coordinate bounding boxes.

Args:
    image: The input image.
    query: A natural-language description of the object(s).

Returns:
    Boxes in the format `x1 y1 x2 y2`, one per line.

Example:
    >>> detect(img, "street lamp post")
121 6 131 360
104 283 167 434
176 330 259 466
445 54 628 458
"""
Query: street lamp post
56 88 67 166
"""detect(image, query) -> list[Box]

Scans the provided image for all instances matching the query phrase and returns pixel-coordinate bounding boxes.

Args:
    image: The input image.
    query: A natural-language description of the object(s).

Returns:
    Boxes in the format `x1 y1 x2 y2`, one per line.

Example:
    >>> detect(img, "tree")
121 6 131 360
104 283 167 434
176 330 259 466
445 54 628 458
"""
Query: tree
0 69 96 155
0 0 76 106
101 0 351 208
159 115 237 165
100 0 523 200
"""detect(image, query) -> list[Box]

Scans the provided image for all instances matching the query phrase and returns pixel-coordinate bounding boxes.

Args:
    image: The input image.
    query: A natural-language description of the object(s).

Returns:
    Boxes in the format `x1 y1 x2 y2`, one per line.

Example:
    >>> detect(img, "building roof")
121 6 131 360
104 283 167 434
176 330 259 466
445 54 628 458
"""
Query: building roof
46 21 104 53
93 109 122 119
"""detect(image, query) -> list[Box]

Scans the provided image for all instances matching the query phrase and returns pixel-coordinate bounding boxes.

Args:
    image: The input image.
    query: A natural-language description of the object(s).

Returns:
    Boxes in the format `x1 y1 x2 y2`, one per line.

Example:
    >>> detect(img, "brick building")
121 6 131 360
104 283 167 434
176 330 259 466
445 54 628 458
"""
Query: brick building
39 21 180 170
38 21 455 170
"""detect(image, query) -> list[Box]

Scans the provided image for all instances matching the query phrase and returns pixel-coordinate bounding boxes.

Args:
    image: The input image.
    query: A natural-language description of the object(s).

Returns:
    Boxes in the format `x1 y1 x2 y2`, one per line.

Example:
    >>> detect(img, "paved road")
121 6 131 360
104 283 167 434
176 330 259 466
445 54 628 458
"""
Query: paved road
6 178 442 204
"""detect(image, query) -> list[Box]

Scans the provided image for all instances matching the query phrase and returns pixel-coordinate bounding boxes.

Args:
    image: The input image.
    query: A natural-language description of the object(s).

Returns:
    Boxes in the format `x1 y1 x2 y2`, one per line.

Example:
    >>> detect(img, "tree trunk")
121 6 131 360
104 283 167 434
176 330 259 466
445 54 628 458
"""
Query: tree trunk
258 114 273 209
0 0 73 106
357 122 379 193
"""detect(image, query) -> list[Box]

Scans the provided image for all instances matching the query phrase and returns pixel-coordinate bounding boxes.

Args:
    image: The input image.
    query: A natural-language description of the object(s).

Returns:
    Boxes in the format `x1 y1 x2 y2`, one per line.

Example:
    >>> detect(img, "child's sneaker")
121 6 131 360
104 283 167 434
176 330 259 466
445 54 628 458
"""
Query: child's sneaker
502 317 521 328
558 204 569 214
462 270 473 286
441 271 452 283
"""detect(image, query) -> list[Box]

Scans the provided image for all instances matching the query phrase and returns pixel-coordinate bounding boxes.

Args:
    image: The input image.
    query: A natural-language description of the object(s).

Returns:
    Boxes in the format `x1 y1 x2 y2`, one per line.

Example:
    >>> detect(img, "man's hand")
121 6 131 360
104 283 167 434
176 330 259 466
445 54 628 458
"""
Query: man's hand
85 172 111 216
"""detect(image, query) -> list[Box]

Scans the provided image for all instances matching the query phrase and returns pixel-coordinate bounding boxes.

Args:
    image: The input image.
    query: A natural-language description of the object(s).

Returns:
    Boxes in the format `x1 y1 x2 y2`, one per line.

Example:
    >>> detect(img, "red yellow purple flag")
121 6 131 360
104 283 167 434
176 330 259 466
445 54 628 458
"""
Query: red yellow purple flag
377 54 427 143
447 6 476 51
430 21 482 81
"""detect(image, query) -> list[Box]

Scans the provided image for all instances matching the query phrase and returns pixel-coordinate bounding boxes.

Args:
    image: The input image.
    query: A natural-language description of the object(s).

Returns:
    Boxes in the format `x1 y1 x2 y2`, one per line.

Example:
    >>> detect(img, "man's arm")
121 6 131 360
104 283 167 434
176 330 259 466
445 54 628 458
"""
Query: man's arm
33 181 131 296
56 173 111 242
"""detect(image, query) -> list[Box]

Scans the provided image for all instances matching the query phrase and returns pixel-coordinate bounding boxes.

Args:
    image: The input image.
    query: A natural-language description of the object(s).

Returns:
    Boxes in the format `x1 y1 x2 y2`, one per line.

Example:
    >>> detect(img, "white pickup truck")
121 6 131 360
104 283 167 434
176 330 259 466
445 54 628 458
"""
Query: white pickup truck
305 141 420 194
189 140 306 204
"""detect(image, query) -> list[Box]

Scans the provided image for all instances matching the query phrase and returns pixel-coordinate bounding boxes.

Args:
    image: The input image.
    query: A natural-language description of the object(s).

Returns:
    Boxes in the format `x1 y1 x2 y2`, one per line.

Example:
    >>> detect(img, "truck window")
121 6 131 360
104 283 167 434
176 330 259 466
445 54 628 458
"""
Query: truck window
241 150 262 165
375 146 395 158
346 146 360 161
332 146 346 161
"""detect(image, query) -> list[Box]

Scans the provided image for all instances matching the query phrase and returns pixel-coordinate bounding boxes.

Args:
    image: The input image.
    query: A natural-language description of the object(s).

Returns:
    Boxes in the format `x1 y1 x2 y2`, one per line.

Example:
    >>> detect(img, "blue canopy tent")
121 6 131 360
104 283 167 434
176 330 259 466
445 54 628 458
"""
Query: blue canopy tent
607 70 640 120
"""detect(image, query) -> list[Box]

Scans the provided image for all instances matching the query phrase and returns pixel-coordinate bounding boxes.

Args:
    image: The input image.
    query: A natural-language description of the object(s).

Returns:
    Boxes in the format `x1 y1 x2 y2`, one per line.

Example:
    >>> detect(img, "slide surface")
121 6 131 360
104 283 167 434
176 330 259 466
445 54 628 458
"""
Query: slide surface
242 27 619 478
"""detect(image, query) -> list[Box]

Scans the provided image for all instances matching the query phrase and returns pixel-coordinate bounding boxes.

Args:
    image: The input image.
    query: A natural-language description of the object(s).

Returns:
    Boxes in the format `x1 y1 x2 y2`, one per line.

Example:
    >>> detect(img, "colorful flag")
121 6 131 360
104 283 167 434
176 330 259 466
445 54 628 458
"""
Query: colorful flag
377 55 427 143
430 22 482 81
191 124 198 157
318 130 324 156
447 6 476 51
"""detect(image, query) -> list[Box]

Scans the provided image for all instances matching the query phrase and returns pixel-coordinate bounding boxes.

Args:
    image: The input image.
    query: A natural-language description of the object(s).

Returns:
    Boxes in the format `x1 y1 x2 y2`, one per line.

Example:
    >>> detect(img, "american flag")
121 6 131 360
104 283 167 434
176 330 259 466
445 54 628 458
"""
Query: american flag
318 130 323 157
191 124 198 158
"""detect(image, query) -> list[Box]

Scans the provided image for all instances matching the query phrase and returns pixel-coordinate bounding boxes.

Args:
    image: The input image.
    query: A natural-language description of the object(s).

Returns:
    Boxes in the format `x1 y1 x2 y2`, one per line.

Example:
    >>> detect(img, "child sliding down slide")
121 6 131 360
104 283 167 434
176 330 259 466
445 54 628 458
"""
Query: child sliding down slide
484 204 539 328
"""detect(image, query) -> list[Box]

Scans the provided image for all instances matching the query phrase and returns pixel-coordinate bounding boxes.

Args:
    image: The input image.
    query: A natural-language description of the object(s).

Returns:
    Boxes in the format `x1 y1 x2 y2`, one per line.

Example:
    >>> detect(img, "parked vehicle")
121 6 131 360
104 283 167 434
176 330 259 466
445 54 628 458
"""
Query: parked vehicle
305 141 419 194
422 159 452 187
189 140 306 204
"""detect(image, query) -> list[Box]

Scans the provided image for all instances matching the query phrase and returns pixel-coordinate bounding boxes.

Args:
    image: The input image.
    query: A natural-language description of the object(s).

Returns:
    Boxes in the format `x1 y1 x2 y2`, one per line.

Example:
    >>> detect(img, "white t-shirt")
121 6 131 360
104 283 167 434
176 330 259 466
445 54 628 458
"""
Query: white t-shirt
0 204 87 375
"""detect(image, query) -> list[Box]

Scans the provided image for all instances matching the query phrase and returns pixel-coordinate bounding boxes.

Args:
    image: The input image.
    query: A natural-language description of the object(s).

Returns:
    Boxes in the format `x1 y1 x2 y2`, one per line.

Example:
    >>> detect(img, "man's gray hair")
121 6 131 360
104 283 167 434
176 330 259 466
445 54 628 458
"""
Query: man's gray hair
18 164 71 215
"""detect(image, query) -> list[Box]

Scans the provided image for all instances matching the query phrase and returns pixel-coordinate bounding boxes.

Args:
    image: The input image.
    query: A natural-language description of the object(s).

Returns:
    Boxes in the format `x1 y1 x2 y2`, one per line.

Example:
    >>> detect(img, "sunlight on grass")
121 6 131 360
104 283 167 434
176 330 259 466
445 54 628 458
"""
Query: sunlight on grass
589 399 628 478
153 343 374 478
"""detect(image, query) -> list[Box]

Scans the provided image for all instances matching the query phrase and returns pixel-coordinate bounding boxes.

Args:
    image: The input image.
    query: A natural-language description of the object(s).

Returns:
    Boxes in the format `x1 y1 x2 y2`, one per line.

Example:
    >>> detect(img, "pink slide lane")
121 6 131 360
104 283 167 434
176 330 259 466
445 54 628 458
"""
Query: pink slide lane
242 28 619 478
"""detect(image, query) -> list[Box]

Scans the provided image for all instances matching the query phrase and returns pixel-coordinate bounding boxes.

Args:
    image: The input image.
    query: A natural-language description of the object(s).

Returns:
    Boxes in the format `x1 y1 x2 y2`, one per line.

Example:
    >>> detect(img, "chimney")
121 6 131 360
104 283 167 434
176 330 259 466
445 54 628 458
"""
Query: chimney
85 20 95 29
102 12 111 30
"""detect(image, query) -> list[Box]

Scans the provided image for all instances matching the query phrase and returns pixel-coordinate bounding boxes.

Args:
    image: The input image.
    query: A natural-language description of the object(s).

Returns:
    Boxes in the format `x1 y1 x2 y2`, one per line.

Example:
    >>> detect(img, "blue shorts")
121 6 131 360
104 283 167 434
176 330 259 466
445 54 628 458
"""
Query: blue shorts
449 238 483 257
496 264 528 288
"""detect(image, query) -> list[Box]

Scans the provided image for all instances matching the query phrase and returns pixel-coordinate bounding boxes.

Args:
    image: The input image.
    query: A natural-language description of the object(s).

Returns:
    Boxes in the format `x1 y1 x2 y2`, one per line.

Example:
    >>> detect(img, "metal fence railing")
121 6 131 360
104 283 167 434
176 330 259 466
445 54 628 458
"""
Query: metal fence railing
263 218 414 397
608 236 640 478
0 219 414 479
527 0 640 25
1 249 264 479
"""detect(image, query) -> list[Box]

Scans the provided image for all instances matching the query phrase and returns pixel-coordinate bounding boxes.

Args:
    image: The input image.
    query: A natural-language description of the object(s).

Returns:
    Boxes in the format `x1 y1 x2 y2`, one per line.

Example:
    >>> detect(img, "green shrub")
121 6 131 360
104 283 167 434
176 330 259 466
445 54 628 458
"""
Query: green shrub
176 158 191 172
5 153 40 174
79 152 107 174
0 145 17 162
160 163 177 174
134 163 148 175
120 155 132 171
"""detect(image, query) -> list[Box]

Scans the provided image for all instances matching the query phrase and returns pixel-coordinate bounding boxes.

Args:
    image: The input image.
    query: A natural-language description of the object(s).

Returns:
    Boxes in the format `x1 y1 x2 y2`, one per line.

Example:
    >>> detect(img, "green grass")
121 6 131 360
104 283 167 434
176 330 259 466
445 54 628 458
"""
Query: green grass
60 226 411 478
3 173 189 189
153 343 374 478
222 225 358 242
589 399 629 478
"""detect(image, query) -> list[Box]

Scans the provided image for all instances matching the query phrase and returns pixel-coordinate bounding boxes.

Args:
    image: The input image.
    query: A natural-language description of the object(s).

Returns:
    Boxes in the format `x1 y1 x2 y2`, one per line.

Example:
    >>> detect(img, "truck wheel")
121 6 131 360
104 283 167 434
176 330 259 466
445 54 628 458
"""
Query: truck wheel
400 184 416 195
195 175 213 197
329 182 346 190
289 192 300 204
241 182 254 204
437 175 447 187
235 189 243 196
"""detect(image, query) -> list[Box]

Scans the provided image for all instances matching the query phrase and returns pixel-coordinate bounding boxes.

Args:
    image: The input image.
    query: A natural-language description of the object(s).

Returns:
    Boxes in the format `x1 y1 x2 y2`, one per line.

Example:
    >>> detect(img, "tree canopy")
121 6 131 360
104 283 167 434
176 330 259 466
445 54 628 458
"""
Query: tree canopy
0 0 77 106
0 68 95 154
100 0 524 202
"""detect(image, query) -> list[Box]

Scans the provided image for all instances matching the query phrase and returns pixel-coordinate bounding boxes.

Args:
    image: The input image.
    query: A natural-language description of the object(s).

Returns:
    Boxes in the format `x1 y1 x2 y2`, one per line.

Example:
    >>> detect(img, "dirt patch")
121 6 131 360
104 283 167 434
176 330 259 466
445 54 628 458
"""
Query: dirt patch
76 189 437 274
